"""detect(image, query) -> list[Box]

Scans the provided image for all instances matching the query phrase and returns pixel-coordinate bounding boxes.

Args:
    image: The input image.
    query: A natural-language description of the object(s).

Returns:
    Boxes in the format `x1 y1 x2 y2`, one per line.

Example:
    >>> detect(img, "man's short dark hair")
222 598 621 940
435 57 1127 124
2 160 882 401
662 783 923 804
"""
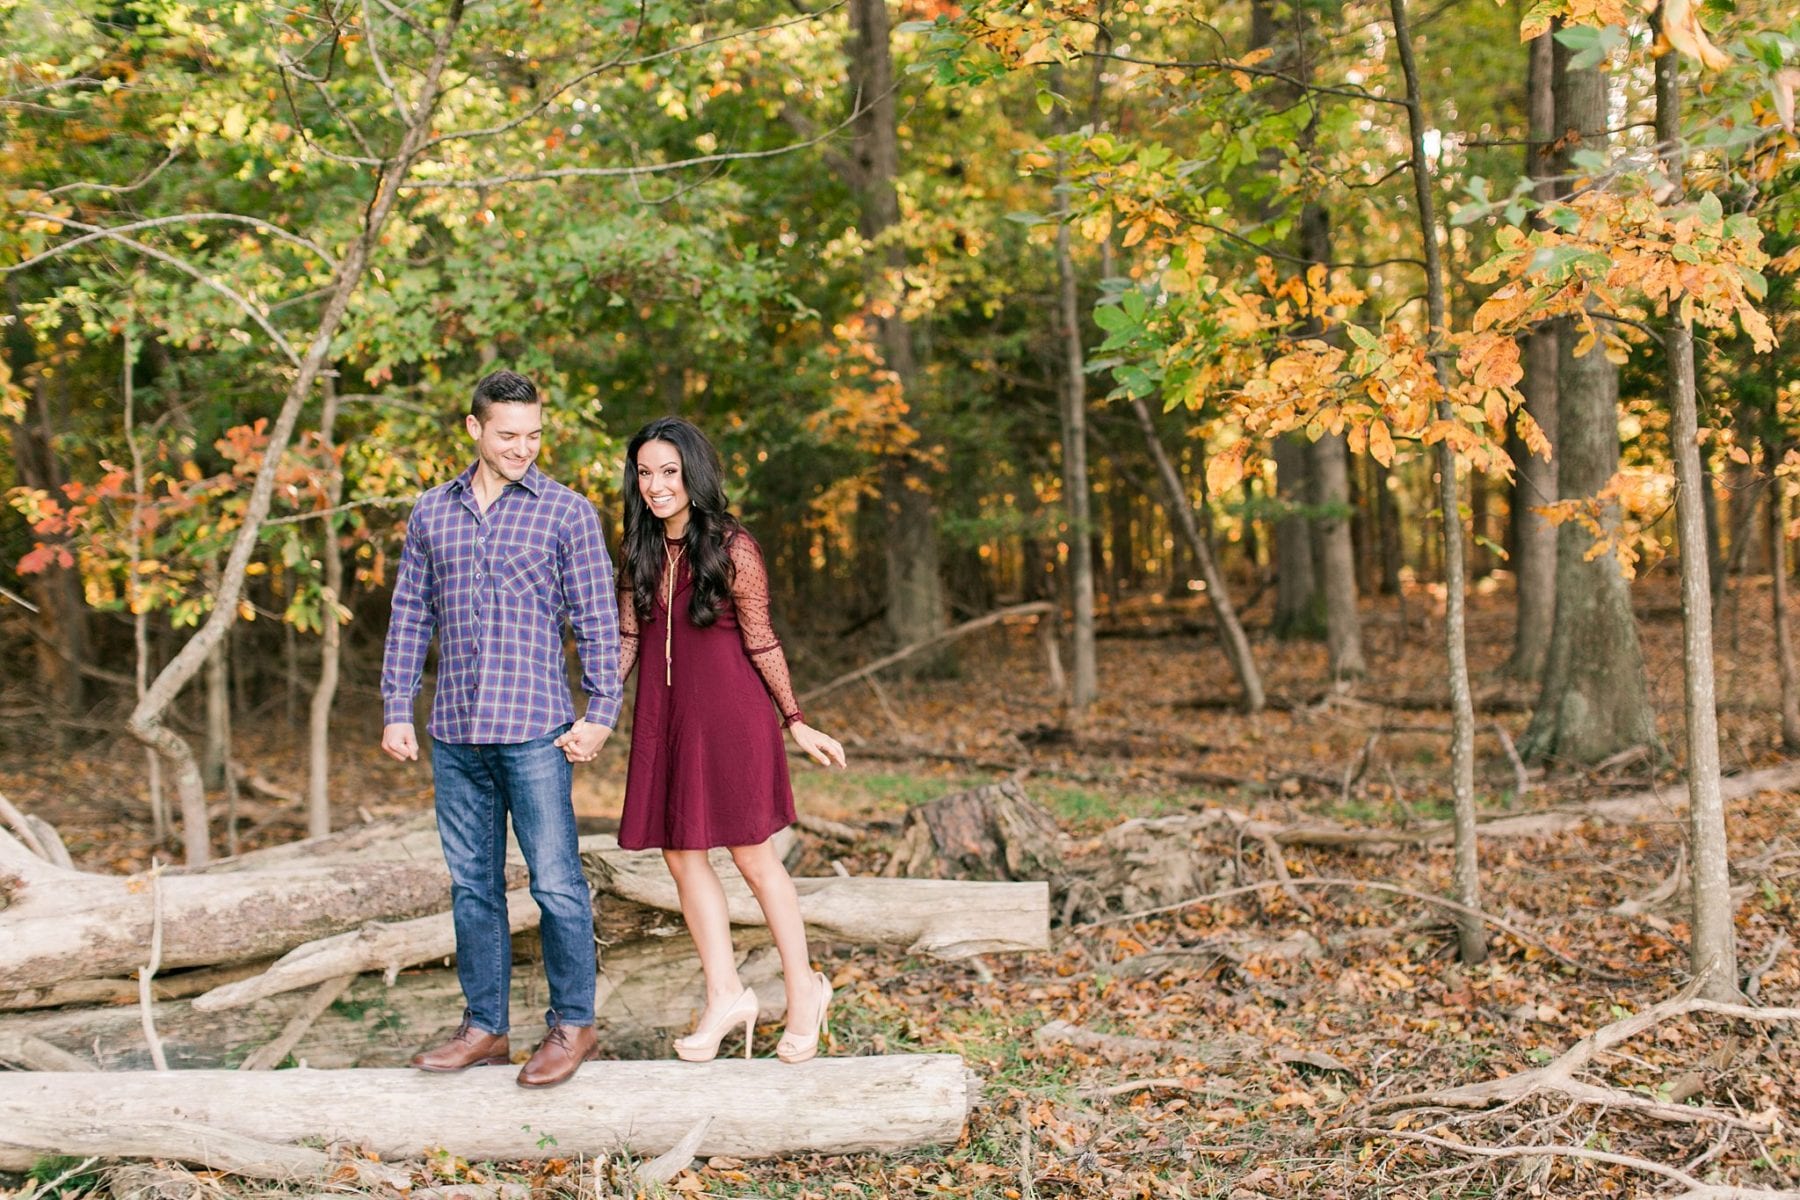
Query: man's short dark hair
471 369 539 422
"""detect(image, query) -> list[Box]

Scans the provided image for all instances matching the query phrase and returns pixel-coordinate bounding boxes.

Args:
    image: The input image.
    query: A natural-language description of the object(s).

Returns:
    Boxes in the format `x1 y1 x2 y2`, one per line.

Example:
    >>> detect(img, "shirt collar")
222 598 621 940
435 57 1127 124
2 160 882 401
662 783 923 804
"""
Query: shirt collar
450 461 548 499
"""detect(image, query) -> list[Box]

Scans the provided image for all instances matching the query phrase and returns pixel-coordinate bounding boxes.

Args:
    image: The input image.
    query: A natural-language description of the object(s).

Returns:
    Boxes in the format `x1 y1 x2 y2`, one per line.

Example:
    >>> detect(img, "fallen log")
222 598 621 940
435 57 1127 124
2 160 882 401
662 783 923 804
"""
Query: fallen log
1 960 273 1013
0 828 525 992
2 934 798 1070
584 848 1050 960
0 1058 982 1168
192 891 540 1012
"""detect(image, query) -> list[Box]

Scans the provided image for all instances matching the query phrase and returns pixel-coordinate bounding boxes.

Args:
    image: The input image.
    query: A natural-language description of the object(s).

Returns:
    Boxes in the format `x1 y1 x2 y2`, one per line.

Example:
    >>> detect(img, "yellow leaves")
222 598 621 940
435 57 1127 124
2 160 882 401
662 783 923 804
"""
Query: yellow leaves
1517 409 1552 461
1206 438 1252 496
1121 219 1150 248
1660 0 1733 71
1368 420 1396 468
1470 182 1773 354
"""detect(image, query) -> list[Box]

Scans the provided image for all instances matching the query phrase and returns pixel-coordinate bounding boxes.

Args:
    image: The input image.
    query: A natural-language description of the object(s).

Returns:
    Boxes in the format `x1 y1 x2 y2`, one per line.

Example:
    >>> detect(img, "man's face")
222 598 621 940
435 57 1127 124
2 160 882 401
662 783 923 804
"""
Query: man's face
467 402 543 483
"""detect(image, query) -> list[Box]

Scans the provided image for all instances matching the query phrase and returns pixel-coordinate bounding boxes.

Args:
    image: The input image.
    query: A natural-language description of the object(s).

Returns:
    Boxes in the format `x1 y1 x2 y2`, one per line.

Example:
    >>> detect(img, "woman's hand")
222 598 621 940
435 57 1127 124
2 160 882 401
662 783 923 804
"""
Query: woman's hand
789 721 847 768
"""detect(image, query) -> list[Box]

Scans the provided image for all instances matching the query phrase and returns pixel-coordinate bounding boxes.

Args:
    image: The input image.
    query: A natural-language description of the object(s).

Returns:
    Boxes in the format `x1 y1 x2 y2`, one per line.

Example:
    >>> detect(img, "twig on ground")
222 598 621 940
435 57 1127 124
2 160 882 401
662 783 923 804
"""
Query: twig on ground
1076 876 1637 981
1366 991 1800 1131
1344 1126 1800 1200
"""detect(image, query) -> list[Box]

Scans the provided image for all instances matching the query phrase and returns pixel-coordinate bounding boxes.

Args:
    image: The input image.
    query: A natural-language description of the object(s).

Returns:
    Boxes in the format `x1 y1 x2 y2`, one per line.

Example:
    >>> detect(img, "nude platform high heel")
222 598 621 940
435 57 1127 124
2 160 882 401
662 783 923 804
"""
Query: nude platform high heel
674 986 759 1062
776 971 834 1064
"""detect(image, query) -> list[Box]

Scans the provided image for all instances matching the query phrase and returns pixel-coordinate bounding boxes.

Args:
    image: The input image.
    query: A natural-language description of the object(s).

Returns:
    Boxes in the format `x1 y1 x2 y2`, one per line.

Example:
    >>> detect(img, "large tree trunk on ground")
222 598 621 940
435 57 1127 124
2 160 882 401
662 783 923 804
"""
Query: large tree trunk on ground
0 828 514 991
1657 43 1737 1003
1507 30 1560 681
585 847 1049 961
1519 45 1657 765
0 1058 981 1170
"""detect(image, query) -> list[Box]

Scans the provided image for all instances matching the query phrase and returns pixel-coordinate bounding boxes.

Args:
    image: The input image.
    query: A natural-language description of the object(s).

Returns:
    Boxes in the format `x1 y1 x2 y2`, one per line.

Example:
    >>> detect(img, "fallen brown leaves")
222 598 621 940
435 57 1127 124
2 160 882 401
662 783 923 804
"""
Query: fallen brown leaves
2 578 1797 1197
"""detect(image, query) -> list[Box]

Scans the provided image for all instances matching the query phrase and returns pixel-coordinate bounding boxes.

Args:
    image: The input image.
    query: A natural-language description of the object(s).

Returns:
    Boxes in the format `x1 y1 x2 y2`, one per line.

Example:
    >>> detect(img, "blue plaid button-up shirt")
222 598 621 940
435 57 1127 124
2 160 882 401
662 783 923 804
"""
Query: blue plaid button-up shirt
381 461 623 744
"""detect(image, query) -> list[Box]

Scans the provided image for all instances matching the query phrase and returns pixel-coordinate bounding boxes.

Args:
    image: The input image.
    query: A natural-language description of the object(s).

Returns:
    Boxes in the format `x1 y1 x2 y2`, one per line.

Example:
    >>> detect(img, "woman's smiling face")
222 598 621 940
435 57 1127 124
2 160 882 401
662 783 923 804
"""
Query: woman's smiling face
636 438 690 530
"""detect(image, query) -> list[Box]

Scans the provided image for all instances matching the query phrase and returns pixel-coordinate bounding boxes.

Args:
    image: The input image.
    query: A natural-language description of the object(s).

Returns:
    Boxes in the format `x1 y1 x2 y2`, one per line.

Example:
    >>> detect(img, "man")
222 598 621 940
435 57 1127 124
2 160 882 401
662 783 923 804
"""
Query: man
381 369 621 1088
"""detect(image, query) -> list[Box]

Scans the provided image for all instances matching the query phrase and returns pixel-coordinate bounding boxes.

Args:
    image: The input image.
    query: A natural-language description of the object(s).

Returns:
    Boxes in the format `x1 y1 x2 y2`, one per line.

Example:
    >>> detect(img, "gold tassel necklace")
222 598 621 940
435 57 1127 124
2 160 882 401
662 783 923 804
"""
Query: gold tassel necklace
662 540 685 686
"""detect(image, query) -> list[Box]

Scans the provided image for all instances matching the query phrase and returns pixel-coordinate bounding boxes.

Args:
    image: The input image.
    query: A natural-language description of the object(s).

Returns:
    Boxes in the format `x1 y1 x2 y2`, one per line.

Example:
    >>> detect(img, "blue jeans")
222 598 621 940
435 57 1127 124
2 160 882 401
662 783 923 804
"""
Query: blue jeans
430 725 596 1033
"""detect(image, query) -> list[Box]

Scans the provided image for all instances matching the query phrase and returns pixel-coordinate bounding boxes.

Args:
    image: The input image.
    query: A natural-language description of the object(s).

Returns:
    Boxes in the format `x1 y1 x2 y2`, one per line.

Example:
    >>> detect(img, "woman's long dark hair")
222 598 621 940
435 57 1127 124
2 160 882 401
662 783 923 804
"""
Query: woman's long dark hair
621 417 739 628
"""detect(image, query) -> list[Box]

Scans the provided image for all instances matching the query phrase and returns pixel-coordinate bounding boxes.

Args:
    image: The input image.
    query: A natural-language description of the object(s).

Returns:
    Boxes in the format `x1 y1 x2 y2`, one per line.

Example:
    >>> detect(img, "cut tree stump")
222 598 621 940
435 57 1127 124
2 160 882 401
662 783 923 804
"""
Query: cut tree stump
881 777 1067 886
0 1058 982 1169
0 829 524 992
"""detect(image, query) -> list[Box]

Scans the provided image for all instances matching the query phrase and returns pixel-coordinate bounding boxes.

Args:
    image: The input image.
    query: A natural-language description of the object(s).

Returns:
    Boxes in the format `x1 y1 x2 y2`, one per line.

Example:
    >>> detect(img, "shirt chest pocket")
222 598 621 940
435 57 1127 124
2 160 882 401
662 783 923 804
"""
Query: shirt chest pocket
499 547 557 601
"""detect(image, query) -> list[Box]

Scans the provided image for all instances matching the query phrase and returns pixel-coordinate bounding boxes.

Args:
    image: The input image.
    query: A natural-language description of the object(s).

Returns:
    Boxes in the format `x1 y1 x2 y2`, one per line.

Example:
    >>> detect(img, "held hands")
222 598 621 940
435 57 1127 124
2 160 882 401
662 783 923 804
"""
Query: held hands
555 718 612 764
381 722 420 762
789 721 847 769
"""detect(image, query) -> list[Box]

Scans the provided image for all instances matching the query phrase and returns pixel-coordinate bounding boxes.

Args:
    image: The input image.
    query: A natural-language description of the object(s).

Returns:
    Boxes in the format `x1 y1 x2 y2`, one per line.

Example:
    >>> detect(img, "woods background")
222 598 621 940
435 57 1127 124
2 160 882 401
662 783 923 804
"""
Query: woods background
3 1 1800 1195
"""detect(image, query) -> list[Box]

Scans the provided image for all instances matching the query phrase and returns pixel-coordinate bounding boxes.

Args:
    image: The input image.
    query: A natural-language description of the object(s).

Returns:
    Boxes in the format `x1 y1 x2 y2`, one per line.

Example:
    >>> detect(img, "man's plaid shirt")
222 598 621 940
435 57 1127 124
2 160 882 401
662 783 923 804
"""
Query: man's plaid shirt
381 461 623 744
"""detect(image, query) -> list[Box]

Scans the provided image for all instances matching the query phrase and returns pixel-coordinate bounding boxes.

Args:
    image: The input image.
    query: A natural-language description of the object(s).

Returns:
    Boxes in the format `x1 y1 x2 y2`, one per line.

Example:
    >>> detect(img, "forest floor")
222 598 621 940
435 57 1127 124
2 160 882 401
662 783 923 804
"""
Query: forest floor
2 575 1797 1199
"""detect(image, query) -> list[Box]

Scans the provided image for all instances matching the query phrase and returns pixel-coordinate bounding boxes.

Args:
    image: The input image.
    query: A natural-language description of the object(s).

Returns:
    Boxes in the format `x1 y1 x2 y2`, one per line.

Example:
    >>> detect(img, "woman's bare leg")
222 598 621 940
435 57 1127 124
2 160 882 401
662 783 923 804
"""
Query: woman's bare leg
728 837 819 1037
663 849 743 1024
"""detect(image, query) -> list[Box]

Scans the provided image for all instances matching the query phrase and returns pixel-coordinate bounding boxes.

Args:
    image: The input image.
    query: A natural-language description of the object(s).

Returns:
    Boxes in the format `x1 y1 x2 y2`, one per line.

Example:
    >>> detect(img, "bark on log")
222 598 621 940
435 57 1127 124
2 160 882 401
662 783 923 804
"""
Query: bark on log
193 891 540 1012
585 847 1049 960
0 1058 982 1167
1 960 273 1013
1 935 793 1071
0 828 523 991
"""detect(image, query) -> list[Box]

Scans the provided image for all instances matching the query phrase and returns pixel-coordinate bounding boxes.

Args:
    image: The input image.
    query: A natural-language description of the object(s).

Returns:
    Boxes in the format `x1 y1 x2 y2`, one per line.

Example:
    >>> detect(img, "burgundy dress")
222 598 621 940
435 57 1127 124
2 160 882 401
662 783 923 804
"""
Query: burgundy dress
616 530 803 850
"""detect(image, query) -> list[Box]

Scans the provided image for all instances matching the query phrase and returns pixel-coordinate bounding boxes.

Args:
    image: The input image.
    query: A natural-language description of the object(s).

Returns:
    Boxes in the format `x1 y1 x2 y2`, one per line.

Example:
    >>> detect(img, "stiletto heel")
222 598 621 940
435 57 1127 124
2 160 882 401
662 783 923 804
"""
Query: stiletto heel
777 971 834 1064
674 986 759 1063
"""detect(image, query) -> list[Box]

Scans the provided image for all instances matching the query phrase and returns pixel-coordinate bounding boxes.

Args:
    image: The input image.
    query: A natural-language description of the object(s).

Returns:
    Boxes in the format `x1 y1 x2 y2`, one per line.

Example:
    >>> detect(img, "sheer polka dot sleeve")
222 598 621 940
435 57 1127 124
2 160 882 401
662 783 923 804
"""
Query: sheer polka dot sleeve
729 532 803 727
618 582 640 684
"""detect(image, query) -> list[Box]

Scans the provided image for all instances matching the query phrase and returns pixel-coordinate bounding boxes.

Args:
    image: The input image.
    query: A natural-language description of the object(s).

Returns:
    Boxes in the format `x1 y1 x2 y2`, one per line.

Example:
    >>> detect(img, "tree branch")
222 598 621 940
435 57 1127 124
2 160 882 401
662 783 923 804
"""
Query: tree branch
8 211 338 272
405 89 882 189
7 215 302 366
43 146 181 198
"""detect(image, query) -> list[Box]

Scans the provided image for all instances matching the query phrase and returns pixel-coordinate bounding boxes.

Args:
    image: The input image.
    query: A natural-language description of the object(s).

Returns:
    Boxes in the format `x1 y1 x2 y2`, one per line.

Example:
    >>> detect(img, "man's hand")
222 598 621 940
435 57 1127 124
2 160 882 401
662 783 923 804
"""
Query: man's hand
381 722 420 762
554 718 612 764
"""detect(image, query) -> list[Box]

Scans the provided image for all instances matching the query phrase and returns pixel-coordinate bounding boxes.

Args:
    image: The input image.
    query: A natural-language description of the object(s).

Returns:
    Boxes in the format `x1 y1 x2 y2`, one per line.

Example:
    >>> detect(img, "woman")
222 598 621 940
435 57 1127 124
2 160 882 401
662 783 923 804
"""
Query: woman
615 416 848 1064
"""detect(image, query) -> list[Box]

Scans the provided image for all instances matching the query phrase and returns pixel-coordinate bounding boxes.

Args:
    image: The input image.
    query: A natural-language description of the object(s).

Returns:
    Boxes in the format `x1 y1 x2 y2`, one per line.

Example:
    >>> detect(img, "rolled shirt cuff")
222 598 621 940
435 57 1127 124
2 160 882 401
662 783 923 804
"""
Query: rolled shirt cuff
584 694 623 730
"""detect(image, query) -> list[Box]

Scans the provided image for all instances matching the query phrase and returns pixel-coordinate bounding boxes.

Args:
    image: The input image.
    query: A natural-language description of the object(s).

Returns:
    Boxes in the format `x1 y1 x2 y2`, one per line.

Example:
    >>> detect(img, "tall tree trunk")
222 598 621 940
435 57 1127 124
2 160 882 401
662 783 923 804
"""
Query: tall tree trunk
1052 64 1097 713
1130 398 1265 712
1658 45 1737 1002
1770 460 1800 750
1252 0 1322 643
849 0 947 666
12 373 89 743
123 320 167 843
1300 211 1364 681
125 2 470 865
1391 0 1485 965
1519 44 1657 765
204 571 231 792
1507 32 1560 681
307 377 345 839
1375 461 1403 594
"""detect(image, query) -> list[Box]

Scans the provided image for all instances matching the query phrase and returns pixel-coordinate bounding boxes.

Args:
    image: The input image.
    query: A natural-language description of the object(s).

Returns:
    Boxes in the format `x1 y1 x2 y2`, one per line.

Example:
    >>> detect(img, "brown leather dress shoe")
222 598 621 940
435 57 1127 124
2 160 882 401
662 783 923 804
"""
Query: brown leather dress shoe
516 1023 599 1088
410 1016 511 1072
